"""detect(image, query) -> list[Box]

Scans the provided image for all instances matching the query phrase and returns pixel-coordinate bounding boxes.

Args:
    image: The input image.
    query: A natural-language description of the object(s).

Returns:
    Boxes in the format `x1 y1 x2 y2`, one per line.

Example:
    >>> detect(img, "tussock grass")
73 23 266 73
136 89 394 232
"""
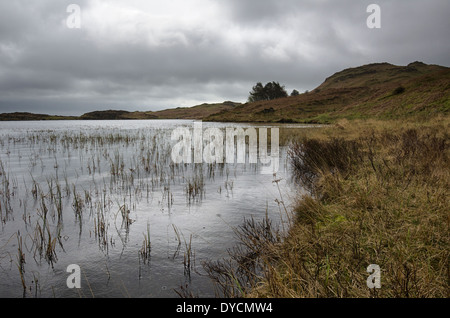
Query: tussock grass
207 117 449 298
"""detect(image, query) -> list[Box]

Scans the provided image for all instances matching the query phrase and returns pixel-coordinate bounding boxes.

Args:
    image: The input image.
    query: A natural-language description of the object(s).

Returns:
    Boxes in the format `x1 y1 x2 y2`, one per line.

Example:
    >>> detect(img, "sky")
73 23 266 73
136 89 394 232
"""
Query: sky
0 0 449 115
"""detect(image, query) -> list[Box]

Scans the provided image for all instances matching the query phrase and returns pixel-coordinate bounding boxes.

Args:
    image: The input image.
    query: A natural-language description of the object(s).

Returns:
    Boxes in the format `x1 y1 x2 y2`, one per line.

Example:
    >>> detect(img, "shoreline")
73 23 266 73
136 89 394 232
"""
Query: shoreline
204 116 449 298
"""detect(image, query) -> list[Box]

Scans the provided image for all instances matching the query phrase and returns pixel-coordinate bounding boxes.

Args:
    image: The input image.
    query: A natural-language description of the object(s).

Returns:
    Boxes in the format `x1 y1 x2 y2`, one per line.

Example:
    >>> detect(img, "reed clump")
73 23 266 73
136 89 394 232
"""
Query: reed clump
138 223 151 264
203 214 282 297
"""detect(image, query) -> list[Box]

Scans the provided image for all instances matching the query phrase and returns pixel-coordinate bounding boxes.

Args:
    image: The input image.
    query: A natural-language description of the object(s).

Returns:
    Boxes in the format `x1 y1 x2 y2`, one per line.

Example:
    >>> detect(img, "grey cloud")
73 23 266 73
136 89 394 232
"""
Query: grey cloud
0 0 449 115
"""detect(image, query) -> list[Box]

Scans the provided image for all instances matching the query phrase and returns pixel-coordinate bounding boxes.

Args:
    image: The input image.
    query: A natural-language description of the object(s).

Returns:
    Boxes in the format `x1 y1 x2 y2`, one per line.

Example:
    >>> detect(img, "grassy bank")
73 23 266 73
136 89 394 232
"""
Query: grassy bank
204 116 449 298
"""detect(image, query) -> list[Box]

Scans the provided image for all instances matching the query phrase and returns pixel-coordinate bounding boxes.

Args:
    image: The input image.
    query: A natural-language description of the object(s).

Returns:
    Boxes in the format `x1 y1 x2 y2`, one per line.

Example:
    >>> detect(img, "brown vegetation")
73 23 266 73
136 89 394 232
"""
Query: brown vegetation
204 117 449 298
206 62 450 123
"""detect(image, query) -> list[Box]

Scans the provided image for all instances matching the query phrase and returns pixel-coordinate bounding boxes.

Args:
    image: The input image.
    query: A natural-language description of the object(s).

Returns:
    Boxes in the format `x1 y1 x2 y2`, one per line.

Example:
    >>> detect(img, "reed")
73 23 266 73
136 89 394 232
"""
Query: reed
172 224 182 259
72 185 84 220
185 175 205 205
119 203 133 229
183 234 194 278
15 232 26 291
93 202 109 252
203 214 281 297
139 222 151 264
0 160 13 222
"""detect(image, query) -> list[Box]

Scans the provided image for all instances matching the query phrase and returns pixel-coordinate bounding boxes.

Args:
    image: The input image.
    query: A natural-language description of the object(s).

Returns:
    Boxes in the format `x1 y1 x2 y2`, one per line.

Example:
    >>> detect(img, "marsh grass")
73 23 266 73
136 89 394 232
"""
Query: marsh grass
0 123 311 297
138 222 151 264
94 202 109 252
185 177 205 204
15 232 26 290
0 160 14 224
205 118 449 298
183 234 194 277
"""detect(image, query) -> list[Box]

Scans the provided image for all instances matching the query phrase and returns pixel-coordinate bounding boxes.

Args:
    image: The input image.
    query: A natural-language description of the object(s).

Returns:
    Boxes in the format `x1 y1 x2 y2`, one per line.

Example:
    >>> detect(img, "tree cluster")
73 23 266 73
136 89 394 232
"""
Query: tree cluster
248 81 288 102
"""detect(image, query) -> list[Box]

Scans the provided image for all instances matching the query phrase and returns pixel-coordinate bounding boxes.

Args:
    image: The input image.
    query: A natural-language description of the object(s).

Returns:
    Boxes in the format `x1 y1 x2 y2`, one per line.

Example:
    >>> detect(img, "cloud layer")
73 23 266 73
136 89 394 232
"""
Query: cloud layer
1 0 449 115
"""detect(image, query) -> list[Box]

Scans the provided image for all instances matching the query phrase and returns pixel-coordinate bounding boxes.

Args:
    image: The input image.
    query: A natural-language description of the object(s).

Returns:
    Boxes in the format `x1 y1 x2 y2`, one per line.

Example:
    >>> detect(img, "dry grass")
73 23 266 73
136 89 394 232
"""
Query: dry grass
205 63 450 124
206 117 449 298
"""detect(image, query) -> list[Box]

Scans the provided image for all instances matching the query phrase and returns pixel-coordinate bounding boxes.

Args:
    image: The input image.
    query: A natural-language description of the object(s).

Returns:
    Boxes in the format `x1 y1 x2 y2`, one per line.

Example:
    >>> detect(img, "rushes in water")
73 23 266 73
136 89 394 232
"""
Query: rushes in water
16 232 26 291
202 215 281 298
56 186 63 222
0 161 14 222
44 227 58 267
119 203 133 229
32 219 58 267
185 176 205 204
171 225 194 278
94 203 109 252
171 224 182 259
183 234 194 278
72 185 84 221
139 222 151 264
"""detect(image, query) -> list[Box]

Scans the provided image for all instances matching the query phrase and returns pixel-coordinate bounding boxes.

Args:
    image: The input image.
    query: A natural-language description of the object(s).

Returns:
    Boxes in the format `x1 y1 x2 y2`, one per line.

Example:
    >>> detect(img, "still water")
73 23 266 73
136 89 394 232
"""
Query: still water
0 120 300 298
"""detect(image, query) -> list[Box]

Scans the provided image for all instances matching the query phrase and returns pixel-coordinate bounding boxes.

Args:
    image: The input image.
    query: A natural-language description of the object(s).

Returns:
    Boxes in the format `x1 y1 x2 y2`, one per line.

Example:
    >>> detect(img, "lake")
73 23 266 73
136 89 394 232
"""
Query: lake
0 120 303 298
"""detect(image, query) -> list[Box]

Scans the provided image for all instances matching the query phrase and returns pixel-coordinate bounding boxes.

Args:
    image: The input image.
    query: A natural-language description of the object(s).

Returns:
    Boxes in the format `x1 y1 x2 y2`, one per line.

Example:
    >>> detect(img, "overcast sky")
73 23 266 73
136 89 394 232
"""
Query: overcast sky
0 0 449 115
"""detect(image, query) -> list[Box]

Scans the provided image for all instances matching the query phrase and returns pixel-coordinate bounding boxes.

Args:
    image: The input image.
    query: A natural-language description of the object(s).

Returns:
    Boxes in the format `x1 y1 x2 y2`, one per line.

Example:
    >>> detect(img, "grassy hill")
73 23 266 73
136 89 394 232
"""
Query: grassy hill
78 101 240 120
206 61 450 123
1 62 448 123
151 101 240 119
2 101 240 121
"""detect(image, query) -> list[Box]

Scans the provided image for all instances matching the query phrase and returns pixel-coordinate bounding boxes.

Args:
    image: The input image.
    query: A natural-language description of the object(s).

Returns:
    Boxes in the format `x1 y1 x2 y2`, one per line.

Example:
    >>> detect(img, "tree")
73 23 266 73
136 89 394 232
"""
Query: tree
290 89 300 96
248 82 265 103
248 81 288 102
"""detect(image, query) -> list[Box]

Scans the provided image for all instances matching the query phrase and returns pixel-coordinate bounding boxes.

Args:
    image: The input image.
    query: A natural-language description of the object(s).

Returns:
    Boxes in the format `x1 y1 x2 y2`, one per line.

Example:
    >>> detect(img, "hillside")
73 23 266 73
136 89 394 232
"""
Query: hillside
1 62 448 123
206 61 450 123
1 101 240 121
151 101 240 119
80 110 157 120
0 112 77 121
79 101 240 120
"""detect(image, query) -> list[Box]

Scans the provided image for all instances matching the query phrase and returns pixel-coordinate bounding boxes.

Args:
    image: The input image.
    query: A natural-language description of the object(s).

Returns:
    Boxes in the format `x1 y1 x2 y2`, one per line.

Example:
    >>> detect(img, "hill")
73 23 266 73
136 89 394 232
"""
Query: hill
1 101 240 121
151 101 240 119
80 110 157 120
206 61 450 123
0 112 77 121
78 101 240 120
1 62 448 123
